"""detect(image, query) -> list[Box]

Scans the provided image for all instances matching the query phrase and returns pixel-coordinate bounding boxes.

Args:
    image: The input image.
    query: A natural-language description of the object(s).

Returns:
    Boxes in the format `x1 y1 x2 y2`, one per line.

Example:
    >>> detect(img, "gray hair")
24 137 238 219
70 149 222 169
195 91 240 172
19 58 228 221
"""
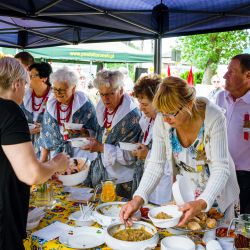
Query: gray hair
0 57 29 90
93 70 124 89
50 66 78 87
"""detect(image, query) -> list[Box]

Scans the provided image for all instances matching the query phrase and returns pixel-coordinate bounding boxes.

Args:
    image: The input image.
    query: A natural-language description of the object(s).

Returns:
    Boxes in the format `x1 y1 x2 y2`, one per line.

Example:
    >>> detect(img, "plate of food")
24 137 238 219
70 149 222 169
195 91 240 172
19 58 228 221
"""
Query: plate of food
172 208 224 233
140 204 156 222
57 157 90 186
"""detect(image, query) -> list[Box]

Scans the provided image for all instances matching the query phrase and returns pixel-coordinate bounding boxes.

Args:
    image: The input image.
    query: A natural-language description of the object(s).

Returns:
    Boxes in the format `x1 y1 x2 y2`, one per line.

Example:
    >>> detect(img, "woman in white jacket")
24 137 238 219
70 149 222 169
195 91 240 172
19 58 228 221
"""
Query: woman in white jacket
132 74 172 205
120 76 239 226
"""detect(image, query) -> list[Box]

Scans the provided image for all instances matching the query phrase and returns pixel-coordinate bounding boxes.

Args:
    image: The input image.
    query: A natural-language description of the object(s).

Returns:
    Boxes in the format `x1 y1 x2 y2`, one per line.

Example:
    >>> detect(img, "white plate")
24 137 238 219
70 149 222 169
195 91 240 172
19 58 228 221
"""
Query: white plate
28 123 36 130
119 142 139 151
64 122 83 130
59 227 105 249
68 138 90 147
172 175 195 206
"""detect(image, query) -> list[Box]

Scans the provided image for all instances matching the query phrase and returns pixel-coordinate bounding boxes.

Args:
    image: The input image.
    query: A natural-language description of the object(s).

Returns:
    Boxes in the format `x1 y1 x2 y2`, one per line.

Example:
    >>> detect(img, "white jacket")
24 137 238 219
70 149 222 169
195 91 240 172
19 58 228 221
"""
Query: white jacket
134 98 239 213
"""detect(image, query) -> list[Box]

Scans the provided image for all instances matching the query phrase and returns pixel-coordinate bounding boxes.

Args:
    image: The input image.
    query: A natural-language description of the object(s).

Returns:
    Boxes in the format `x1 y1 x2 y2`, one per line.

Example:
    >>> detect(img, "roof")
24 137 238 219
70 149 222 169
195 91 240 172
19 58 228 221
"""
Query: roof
0 0 250 48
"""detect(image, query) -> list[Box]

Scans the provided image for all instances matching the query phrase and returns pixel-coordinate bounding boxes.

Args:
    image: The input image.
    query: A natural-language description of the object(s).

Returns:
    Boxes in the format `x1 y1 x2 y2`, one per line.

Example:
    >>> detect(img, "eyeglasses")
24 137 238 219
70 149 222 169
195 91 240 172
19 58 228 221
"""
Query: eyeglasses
29 74 40 79
52 87 69 95
97 88 118 98
162 106 183 119
213 81 220 83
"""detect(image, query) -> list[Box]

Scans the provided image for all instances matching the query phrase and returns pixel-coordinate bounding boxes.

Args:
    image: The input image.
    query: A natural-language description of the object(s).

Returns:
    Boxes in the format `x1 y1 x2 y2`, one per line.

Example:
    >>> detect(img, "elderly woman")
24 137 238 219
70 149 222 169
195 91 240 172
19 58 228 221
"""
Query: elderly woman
20 62 52 158
0 57 69 249
120 76 239 225
132 74 172 205
83 70 142 198
39 67 97 162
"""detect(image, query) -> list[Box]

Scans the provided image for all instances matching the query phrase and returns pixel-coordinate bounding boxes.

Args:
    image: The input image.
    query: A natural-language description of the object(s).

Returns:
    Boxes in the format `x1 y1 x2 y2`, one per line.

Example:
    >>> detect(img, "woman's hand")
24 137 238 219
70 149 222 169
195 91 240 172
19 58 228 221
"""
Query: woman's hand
51 152 70 173
177 199 207 226
81 137 104 153
132 143 149 160
30 122 41 135
120 196 144 226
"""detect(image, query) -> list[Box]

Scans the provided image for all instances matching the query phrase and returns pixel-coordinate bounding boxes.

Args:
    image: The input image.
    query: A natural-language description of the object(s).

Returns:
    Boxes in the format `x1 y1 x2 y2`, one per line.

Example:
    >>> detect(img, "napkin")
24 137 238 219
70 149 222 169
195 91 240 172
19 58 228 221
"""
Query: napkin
67 192 93 201
64 187 93 193
32 221 74 241
206 240 223 250
28 207 45 222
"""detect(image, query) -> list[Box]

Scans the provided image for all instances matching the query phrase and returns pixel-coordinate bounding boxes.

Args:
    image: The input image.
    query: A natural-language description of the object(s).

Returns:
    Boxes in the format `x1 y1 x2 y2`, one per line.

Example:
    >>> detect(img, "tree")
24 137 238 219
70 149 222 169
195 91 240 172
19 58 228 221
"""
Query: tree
177 30 249 84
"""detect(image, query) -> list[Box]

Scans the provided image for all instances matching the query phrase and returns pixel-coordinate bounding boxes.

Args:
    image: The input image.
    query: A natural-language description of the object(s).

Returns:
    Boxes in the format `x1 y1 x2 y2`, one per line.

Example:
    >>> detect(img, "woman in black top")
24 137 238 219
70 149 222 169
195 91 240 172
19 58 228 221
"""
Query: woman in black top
0 57 69 250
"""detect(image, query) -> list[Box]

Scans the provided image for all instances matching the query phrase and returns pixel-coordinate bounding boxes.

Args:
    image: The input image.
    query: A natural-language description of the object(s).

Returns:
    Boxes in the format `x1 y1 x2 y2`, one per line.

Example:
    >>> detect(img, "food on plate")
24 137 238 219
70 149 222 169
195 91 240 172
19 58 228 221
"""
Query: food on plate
140 207 149 219
155 212 173 219
216 227 236 238
187 221 202 231
175 208 223 231
61 158 86 175
113 227 152 241
206 218 217 229
196 212 207 222
207 208 224 220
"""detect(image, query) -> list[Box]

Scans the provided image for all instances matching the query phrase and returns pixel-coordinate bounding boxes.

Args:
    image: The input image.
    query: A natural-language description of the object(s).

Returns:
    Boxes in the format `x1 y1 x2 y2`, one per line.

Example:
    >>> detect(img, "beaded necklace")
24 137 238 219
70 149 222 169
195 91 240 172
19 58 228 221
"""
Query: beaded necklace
56 96 74 126
31 87 50 112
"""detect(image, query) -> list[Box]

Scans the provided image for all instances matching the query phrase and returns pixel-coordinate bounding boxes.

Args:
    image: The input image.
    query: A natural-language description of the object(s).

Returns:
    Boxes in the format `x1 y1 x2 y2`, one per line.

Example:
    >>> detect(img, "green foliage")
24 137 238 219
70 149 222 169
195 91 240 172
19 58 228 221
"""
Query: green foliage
104 62 135 80
180 70 204 85
177 30 249 71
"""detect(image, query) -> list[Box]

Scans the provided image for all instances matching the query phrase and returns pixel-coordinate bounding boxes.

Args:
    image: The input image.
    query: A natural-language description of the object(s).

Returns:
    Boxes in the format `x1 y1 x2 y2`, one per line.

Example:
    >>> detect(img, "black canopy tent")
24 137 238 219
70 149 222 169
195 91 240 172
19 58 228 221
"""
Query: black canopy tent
0 0 250 73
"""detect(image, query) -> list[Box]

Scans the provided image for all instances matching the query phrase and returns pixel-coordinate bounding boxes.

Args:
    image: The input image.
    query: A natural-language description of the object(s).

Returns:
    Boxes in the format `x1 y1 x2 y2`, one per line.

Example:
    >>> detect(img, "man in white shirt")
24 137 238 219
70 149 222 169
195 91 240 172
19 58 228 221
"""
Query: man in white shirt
217 54 250 214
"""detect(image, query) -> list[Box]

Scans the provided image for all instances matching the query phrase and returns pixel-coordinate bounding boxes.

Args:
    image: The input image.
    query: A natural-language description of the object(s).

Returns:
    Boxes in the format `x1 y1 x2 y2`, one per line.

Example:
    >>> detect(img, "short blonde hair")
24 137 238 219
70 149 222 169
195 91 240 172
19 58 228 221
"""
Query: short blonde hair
93 70 124 89
153 76 205 118
0 57 29 90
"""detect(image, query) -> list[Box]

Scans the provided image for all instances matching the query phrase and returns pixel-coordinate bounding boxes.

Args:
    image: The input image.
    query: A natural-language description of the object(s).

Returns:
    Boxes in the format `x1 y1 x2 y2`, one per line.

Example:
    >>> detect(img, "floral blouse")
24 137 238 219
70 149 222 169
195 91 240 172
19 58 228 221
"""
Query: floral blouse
170 124 210 198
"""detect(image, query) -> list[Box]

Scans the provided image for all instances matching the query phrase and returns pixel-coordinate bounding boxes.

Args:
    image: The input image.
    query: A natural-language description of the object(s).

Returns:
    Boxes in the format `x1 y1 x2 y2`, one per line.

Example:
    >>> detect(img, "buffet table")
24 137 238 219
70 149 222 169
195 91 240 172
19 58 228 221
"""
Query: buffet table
24 181 171 250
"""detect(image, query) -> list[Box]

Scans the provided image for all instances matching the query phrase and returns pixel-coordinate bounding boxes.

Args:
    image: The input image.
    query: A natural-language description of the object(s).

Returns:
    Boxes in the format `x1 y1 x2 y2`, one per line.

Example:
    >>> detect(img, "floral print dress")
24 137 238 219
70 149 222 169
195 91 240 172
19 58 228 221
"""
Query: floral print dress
170 124 210 198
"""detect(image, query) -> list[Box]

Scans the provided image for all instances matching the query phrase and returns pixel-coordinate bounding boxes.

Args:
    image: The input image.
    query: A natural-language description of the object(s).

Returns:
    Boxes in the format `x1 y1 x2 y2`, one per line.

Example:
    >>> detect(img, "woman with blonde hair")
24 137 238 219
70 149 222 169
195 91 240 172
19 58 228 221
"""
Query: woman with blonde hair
120 76 239 225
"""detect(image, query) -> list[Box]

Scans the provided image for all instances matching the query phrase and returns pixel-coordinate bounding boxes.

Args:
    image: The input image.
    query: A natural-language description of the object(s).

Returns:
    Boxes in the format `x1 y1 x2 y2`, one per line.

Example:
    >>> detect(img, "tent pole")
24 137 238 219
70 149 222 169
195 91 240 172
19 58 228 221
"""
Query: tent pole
154 37 162 74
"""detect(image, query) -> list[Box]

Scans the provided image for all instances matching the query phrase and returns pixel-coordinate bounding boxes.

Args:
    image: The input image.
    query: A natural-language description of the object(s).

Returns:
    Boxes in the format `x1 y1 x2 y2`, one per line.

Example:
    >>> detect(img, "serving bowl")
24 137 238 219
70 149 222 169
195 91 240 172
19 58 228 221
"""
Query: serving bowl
68 137 90 148
172 175 195 206
119 142 139 151
57 157 90 186
64 122 83 130
92 201 141 227
148 205 182 228
105 221 159 250
161 236 195 250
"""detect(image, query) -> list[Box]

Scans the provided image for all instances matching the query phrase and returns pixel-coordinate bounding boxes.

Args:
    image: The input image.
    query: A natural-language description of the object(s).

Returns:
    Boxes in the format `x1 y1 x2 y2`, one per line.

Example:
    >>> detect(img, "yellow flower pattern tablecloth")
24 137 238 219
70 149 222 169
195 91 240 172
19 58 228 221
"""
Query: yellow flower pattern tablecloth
24 182 171 250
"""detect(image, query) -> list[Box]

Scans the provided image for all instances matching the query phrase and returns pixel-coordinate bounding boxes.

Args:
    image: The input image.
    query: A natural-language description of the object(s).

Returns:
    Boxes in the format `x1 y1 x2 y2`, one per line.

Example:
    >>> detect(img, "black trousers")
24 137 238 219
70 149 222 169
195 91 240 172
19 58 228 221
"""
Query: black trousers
236 170 250 214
